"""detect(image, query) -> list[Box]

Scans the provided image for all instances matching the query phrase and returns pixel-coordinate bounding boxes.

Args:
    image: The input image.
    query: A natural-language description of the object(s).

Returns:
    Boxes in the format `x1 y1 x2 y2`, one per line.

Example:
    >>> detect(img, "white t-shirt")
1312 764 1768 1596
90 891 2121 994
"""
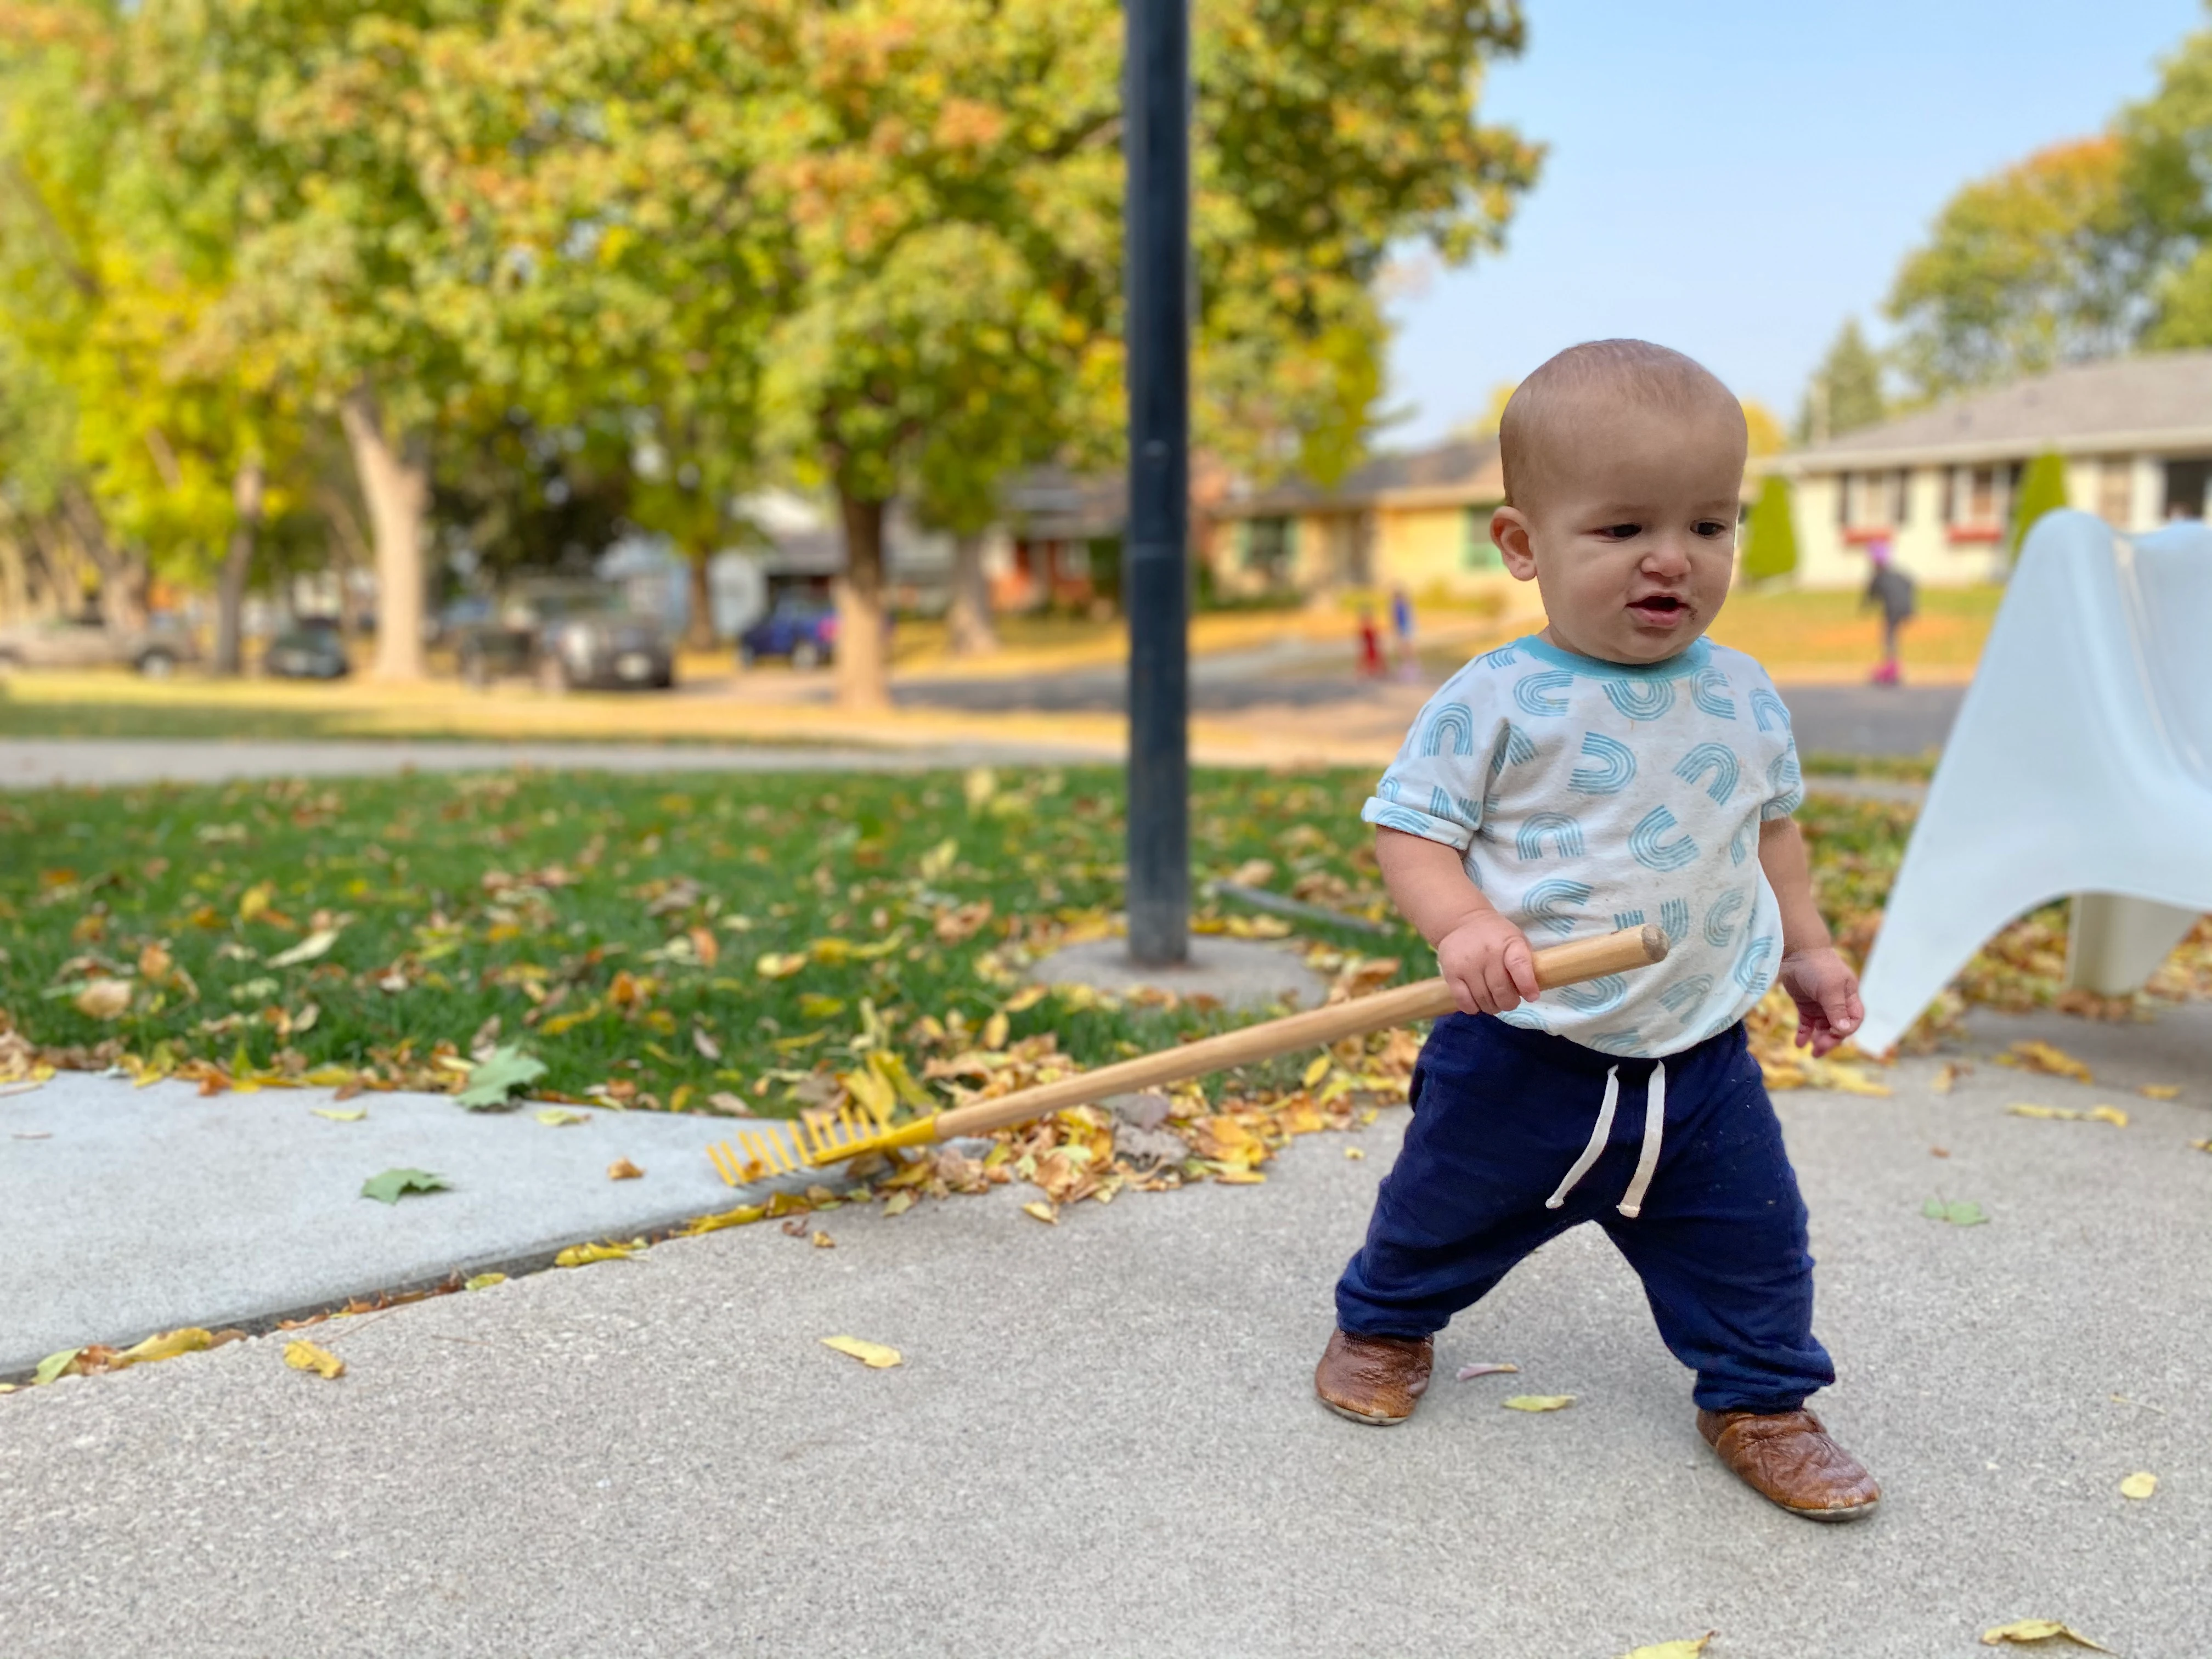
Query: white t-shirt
1362 633 1804 1057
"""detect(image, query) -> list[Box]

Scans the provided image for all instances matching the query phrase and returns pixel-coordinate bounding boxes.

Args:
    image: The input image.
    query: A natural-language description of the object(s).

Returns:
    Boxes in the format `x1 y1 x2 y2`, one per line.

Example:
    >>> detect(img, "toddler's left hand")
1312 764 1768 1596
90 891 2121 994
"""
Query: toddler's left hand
1778 946 1863 1057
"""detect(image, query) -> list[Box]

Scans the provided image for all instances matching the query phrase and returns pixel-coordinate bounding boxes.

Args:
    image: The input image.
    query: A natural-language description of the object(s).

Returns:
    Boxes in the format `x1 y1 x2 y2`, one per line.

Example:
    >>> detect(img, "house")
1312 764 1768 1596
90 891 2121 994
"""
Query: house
1776 352 2212 589
1203 435 1538 616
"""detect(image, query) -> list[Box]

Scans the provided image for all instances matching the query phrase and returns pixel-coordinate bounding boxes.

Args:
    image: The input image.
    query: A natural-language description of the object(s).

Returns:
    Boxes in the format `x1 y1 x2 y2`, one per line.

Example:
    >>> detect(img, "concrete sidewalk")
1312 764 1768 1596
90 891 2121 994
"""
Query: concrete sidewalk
3 1013 2208 1657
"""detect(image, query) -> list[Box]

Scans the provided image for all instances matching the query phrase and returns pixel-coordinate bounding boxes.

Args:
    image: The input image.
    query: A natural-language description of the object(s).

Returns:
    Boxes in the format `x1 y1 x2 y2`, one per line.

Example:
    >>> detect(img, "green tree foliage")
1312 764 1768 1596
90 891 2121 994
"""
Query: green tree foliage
1740 474 1799 582
2010 449 2070 560
1884 138 2162 402
2117 15 2212 347
1796 319 1888 443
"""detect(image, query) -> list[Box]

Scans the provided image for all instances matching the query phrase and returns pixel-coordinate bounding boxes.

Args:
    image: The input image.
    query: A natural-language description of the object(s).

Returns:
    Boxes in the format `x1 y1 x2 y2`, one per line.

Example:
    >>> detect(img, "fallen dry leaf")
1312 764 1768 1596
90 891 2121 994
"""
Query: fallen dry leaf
2119 1471 2157 1500
810 1230 835 1249
310 1106 366 1122
1344 1146 1366 1160
1456 1362 1520 1381
607 1158 645 1180
2006 1040 2092 1084
1979 1620 2113 1651
2139 1083 2180 1100
74 978 131 1020
2006 1103 2128 1126
754 951 806 979
283 1340 345 1380
266 927 341 969
464 1273 506 1291
882 1190 916 1217
1302 1053 1333 1088
821 1335 902 1369
116 1328 213 1368
1619 1635 1714 1659
535 1108 589 1127
1933 1061 1969 1093
554 1240 637 1267
1502 1394 1574 1412
2192 1138 2212 1154
1001 984 1048 1014
1020 1201 1059 1225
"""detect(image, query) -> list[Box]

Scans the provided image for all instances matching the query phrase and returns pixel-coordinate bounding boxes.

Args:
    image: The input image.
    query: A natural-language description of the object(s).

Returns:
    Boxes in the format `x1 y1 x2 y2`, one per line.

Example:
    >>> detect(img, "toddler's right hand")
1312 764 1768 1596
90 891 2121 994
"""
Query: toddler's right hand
1436 911 1542 1015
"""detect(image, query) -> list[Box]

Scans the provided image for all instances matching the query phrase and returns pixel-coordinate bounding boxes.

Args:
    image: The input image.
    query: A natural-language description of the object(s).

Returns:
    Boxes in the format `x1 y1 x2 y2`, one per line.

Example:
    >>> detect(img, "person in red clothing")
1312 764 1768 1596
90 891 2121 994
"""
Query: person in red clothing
1355 603 1385 678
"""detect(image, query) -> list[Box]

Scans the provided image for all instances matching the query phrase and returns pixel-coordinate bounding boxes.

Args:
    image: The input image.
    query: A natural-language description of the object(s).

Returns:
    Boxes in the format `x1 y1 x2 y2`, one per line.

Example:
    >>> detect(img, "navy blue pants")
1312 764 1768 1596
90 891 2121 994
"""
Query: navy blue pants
1335 1013 1835 1415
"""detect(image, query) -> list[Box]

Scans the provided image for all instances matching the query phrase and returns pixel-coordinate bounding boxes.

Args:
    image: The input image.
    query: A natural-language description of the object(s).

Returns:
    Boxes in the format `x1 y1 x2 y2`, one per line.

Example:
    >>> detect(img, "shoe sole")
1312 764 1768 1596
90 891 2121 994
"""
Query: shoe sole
1319 1396 1415 1426
1776 1497 1880 1523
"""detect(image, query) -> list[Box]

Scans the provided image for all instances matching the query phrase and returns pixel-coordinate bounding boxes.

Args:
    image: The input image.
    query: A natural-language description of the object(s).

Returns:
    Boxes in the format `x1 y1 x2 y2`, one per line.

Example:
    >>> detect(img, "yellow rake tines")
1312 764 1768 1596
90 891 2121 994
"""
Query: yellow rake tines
704 1102 933 1187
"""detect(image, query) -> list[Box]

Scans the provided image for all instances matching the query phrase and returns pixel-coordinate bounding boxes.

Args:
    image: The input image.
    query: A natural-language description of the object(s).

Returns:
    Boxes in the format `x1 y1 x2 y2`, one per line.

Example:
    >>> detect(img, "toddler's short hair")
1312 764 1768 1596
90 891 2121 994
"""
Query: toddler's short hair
1499 339 1744 511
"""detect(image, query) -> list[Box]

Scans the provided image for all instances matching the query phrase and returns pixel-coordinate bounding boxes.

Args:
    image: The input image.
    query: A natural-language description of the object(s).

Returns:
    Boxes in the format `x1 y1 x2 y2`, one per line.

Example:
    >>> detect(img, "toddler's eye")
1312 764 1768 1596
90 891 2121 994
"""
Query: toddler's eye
1694 520 1729 538
1600 523 1641 540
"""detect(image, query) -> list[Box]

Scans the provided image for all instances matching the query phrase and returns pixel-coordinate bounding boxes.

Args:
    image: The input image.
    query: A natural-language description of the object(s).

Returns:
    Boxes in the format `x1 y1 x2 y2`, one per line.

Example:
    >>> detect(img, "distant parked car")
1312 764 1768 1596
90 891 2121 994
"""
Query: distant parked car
263 620 351 680
738 595 837 670
0 612 197 677
454 578 675 692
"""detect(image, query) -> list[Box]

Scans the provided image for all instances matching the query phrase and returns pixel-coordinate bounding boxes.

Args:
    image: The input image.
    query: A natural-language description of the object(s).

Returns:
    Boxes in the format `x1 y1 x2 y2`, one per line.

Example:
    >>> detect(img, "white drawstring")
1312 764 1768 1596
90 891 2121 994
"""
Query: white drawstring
1617 1060 1666 1218
1543 1060 1668 1217
1544 1066 1618 1209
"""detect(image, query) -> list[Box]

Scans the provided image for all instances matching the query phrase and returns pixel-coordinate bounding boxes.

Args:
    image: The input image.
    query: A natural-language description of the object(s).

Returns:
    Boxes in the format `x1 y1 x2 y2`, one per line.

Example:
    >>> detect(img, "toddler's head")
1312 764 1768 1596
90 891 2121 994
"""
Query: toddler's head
1491 340 1746 665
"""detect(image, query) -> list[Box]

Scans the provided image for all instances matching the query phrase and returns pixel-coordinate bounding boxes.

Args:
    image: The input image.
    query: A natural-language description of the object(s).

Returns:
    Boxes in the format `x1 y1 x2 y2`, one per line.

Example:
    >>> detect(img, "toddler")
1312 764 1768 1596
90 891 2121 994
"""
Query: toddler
1316 340 1880 1522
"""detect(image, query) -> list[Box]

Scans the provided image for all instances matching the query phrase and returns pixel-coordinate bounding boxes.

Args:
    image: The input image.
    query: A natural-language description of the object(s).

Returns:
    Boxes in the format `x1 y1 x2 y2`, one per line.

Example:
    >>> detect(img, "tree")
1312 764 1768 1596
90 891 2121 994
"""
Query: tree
2010 449 2069 560
1796 319 1887 443
2117 17 2212 347
1884 138 2160 402
1740 474 1798 583
1740 399 1786 459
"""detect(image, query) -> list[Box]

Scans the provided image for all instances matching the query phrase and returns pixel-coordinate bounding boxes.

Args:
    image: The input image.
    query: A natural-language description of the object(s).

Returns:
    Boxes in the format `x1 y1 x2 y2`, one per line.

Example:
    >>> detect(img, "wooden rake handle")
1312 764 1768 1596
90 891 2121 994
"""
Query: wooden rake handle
927 922 1668 1142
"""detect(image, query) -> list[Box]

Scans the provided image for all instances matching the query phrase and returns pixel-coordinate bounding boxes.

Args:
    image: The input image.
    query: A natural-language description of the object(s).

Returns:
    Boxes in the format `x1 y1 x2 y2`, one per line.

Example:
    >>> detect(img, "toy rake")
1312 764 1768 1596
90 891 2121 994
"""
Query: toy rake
706 922 1667 1184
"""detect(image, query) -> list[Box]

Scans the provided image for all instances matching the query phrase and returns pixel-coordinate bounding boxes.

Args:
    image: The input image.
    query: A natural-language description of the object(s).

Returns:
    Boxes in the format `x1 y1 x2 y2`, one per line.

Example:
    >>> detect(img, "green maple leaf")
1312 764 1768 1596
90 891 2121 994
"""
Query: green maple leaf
1921 1198 1988 1227
362 1167 451 1204
454 1044 548 1111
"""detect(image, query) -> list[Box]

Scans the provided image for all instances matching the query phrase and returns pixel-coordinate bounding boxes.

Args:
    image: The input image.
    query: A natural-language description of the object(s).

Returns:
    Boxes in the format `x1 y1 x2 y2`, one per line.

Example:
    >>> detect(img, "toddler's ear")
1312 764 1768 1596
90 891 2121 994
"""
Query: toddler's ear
1489 506 1539 582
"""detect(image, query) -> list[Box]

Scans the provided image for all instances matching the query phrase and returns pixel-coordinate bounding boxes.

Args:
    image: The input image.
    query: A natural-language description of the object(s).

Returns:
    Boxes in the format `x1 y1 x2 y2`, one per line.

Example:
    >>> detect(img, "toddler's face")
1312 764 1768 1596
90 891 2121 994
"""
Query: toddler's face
1491 400 1743 665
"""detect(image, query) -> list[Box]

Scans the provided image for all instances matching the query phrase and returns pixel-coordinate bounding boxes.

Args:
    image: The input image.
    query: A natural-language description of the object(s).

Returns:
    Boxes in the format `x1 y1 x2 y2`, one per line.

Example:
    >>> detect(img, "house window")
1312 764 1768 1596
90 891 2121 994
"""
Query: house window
2098 458 2133 528
1462 507 1502 569
1243 516 1294 580
1965 467 2000 525
1840 470 1906 531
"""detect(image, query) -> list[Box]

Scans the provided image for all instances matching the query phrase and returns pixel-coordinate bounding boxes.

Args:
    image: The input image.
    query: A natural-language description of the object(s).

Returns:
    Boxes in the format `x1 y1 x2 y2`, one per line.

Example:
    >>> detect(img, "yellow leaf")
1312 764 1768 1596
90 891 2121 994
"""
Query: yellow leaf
754 951 807 979
1502 1395 1575 1412
981 1011 1010 1050
74 978 132 1020
535 1108 589 1127
1215 1169 1268 1184
821 1335 902 1369
464 1273 506 1291
238 882 275 923
2089 1105 2129 1127
2007 1040 2092 1084
1021 1201 1059 1224
1344 1146 1367 1160
2119 1470 2157 1500
1979 1620 2114 1651
2193 1138 2212 1155
797 992 847 1020
116 1328 213 1368
266 927 341 968
681 1203 767 1235
555 1240 637 1267
917 836 959 880
808 936 854 966
1302 1054 1333 1088
2007 1103 2068 1119
1002 984 1048 1014
882 1190 916 1216
607 1158 645 1180
810 1229 835 1248
283 1340 345 1380
311 1106 367 1122
2139 1083 2180 1100
1620 1635 1714 1659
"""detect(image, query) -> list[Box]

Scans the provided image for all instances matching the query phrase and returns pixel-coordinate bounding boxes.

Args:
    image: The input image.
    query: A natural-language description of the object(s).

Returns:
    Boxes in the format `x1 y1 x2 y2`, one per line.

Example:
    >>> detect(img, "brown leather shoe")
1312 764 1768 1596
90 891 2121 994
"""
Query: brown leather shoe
1699 1408 1881 1521
1314 1329 1433 1425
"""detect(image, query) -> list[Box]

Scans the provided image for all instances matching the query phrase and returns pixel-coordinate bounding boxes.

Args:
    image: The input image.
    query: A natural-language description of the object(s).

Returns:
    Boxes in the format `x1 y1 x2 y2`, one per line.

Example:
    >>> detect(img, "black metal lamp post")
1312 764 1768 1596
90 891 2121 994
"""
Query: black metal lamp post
1123 0 1190 967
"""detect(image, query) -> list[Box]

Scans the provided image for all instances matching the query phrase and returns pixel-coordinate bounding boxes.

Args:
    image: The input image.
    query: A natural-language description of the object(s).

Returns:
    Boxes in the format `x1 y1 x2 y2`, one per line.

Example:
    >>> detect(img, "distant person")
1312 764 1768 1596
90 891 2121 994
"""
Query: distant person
1389 585 1418 681
1355 604 1384 678
1862 539 1915 686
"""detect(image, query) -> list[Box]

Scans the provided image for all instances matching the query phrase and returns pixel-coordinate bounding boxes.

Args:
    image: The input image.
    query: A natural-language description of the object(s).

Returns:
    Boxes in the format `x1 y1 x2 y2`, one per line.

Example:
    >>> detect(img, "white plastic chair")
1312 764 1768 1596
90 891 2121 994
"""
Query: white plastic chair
1855 510 2212 1052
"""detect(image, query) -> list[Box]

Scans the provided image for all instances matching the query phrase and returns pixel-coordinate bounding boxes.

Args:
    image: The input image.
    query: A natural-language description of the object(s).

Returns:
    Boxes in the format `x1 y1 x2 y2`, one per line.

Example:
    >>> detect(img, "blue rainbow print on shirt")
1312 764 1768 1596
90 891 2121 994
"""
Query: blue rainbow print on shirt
1691 668 1736 719
1512 670 1576 717
1750 686 1792 733
1419 701 1476 757
1488 722 1537 775
1519 877 1594 935
1660 974 1717 1024
1515 812 1584 861
1733 933 1778 994
1703 888 1746 947
1673 742 1739 803
1554 973 1628 1013
1570 732 1638 794
1629 805 1699 872
1602 678 1676 721
1659 896 1691 943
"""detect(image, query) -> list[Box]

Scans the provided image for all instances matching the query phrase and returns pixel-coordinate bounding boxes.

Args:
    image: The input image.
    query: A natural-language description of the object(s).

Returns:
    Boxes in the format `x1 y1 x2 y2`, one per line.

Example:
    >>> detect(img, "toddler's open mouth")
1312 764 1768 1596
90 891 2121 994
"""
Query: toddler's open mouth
1628 595 1690 620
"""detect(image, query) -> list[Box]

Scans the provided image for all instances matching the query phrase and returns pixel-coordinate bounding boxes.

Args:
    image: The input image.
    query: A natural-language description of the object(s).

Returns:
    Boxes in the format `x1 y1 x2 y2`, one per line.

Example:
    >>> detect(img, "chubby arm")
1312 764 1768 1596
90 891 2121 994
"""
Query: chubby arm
1758 816 1864 1055
1376 827 1541 1015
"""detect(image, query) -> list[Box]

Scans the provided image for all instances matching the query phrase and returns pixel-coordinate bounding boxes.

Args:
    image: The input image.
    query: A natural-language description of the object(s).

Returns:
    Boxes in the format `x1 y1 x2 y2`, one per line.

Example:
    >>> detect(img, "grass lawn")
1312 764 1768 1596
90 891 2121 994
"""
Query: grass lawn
1706 583 2002 675
0 764 1962 1116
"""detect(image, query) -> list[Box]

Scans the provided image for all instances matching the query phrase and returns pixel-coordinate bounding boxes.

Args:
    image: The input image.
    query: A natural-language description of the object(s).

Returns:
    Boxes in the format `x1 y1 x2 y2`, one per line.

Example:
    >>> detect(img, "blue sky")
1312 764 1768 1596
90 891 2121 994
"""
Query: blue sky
1384 0 2208 444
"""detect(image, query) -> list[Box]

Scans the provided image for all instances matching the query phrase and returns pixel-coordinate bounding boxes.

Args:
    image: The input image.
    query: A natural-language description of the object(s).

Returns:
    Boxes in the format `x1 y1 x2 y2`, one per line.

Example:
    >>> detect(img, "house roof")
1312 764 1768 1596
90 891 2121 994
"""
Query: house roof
1215 435 1505 517
1786 352 2212 472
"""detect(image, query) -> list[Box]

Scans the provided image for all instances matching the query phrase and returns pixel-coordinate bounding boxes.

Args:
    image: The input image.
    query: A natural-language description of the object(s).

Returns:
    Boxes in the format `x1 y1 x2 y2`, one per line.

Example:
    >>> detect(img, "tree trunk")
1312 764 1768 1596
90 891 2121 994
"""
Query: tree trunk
834 489 891 711
0 523 29 622
947 529 998 656
60 484 148 632
686 551 717 651
213 456 266 676
338 386 430 682
316 484 372 641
